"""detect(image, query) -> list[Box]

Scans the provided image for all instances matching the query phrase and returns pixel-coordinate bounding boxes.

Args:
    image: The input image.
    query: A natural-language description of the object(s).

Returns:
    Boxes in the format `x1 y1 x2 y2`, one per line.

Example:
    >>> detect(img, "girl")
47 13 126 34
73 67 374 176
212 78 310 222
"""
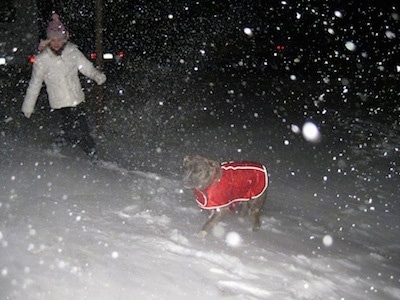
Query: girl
22 14 106 163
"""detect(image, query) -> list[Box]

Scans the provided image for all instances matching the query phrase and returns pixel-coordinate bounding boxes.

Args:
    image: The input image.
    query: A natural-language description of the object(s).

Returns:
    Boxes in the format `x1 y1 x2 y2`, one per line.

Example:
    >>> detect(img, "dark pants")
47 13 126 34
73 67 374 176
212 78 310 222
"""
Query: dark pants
57 105 96 155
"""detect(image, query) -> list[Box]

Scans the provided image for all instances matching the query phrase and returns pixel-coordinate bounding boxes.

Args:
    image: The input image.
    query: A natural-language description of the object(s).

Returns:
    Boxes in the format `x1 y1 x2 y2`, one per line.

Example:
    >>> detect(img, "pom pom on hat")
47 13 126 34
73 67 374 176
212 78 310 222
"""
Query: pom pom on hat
52 13 60 21
46 13 69 40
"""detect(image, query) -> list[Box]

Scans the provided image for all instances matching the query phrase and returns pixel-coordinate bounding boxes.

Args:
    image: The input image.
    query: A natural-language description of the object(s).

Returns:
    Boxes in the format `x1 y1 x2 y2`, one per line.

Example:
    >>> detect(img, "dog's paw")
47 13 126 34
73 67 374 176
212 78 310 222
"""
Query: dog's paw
252 223 261 232
197 230 208 239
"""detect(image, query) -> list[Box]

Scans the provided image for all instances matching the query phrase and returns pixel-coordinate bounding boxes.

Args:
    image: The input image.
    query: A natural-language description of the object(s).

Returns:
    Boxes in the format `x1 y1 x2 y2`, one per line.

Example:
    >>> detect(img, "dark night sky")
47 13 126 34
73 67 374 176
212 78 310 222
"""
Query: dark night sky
35 0 399 86
36 0 399 51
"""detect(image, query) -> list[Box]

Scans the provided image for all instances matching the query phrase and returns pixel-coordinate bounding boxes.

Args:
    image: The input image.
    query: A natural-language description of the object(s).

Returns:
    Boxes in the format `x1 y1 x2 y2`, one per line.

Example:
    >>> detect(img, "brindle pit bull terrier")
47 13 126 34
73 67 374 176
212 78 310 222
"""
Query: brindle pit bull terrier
183 155 269 238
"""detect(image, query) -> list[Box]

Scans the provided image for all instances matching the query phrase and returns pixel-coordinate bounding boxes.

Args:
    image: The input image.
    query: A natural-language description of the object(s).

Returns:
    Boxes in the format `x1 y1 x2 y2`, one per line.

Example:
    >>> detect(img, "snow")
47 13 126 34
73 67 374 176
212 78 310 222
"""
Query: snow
301 121 321 143
2 0 400 297
1 73 399 300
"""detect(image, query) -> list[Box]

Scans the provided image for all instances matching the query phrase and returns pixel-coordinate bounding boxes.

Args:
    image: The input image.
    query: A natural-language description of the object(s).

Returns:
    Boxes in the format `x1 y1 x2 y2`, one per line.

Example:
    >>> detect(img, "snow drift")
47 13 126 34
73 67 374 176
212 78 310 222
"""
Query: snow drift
1 94 399 299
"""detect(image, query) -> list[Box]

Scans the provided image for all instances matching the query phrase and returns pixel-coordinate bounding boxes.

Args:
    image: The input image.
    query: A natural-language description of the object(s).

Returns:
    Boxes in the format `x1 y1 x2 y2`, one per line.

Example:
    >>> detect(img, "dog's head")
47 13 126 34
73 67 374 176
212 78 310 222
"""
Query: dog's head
182 155 220 190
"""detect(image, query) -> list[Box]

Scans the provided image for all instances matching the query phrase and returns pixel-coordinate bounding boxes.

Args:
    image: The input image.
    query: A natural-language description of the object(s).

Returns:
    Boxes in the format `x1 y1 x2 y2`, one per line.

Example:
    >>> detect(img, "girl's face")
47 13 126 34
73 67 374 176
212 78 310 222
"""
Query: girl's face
50 38 65 51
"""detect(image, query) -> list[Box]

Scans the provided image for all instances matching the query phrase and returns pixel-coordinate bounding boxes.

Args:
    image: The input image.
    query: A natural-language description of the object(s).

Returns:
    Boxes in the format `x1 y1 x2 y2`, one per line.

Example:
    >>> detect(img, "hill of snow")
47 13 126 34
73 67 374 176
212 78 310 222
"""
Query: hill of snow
1 89 399 299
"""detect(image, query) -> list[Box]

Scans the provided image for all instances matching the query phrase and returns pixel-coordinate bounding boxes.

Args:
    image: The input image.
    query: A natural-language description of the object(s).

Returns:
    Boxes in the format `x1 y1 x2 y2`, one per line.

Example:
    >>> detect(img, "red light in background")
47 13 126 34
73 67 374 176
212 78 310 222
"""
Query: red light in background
276 45 285 51
29 55 35 63
90 53 97 59
118 51 124 58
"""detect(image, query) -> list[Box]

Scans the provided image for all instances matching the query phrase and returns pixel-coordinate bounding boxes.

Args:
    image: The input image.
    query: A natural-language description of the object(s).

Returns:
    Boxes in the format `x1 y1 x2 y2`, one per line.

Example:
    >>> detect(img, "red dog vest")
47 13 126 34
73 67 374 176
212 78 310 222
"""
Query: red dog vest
194 162 268 210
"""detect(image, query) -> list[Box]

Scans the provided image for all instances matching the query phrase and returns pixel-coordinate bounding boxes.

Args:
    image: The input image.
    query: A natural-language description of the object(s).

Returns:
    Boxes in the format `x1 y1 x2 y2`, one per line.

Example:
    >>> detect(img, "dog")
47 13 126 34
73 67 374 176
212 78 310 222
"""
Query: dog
183 155 268 238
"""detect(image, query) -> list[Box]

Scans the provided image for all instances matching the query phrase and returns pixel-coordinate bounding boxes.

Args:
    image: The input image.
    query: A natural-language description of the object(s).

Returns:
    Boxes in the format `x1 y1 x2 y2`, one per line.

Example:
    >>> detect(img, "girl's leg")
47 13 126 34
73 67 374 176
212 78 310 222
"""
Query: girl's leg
57 106 97 160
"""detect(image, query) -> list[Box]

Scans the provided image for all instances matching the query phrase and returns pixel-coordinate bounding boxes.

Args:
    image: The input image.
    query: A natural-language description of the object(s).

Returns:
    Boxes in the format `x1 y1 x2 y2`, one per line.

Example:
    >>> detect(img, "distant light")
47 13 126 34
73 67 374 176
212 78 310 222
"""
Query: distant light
12 47 18 53
0 58 6 65
29 55 35 64
103 53 113 60
276 45 285 51
168 14 173 19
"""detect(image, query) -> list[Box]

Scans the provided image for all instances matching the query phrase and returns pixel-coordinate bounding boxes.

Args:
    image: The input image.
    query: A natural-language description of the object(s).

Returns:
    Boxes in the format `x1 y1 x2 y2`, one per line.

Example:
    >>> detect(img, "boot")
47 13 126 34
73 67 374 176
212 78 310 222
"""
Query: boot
87 148 99 164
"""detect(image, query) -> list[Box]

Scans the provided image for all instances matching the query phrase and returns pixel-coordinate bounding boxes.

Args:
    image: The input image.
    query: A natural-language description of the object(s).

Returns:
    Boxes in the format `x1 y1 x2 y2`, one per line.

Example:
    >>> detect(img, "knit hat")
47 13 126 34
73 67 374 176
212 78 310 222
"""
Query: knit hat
46 13 69 40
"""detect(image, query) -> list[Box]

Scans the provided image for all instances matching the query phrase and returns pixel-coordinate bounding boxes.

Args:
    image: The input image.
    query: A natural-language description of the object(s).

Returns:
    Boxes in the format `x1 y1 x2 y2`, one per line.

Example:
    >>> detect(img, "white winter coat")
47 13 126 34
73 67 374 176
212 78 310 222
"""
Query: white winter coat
22 42 106 117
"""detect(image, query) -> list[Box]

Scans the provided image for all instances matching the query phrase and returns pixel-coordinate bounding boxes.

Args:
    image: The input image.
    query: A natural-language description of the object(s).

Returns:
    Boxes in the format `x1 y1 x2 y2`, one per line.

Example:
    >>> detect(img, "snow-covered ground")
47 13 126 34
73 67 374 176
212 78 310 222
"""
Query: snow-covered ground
1 72 399 300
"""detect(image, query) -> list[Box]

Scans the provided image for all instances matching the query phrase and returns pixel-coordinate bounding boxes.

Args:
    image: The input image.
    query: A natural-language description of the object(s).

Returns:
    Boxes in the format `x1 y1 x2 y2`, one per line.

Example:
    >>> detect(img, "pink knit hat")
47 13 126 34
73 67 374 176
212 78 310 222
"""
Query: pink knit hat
46 13 69 40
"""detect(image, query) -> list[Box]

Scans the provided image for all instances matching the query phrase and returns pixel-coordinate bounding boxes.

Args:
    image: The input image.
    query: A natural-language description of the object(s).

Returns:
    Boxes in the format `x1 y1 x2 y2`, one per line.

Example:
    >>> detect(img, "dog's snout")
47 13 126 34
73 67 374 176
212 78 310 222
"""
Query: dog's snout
182 162 194 188
183 156 191 164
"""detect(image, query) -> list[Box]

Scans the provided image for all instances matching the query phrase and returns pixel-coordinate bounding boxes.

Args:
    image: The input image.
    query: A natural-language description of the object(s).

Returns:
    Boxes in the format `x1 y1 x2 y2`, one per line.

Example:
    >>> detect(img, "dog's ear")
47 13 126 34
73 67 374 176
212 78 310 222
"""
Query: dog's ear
208 159 220 170
208 159 222 180
183 155 197 166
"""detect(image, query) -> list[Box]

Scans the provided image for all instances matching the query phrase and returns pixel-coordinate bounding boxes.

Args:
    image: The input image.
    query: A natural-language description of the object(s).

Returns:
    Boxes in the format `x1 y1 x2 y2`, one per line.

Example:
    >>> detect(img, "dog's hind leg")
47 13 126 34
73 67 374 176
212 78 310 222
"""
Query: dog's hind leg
250 194 266 232
198 208 229 238
239 202 250 218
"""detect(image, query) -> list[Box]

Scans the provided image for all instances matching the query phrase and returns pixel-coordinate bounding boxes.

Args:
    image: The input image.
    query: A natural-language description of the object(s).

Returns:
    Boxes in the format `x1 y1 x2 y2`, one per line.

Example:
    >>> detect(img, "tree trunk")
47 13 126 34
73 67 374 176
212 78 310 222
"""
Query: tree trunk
95 0 104 129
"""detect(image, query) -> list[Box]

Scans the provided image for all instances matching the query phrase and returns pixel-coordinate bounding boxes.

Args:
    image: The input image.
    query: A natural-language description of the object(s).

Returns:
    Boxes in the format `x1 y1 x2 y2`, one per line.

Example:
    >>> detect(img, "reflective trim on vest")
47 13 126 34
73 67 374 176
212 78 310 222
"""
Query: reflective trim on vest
194 162 268 210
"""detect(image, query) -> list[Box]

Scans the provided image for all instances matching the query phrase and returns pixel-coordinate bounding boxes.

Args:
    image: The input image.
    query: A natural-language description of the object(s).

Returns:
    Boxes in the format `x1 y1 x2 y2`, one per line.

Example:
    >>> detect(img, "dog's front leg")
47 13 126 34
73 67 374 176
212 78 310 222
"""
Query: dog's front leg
250 194 266 232
198 208 228 238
